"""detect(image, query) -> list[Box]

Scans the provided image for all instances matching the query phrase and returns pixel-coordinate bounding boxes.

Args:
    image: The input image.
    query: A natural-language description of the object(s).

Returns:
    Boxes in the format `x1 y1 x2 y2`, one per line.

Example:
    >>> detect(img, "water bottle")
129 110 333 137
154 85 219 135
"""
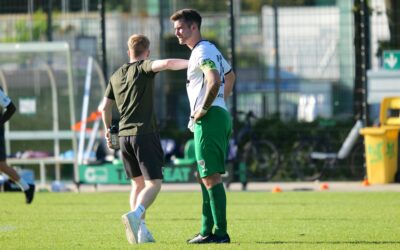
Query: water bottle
109 125 120 150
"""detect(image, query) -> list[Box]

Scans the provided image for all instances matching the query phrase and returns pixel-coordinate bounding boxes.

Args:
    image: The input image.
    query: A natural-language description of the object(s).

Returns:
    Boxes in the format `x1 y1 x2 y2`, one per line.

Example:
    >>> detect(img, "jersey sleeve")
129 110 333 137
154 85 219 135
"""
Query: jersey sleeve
222 56 232 75
0 89 11 108
141 60 156 75
194 45 217 72
104 81 115 100
197 46 231 75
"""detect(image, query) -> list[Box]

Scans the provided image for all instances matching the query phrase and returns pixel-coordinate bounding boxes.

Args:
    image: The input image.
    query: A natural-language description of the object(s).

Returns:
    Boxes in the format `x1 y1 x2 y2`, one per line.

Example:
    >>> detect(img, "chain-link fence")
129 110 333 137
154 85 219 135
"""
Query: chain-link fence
0 0 398 181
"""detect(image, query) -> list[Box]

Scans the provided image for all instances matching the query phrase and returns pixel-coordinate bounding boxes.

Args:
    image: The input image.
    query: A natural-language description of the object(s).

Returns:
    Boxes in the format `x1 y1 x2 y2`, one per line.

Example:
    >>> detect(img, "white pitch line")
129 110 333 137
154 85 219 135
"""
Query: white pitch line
0 225 16 232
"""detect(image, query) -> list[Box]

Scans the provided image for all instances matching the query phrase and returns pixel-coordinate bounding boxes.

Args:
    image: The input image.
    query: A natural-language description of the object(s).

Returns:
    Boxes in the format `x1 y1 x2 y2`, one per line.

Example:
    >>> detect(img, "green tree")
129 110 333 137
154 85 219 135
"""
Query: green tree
384 0 400 49
105 0 131 12
241 0 335 12
2 10 47 42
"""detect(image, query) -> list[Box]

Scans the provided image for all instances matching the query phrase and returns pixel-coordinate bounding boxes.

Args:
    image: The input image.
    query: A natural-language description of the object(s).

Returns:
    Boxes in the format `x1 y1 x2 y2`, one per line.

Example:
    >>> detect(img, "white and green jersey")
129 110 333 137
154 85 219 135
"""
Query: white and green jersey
0 88 11 108
187 40 232 115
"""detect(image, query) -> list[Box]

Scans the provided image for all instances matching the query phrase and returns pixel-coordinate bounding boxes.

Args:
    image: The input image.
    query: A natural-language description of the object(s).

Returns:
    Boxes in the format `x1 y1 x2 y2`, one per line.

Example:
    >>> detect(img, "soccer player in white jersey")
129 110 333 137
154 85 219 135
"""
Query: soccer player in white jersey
0 87 35 204
171 9 235 244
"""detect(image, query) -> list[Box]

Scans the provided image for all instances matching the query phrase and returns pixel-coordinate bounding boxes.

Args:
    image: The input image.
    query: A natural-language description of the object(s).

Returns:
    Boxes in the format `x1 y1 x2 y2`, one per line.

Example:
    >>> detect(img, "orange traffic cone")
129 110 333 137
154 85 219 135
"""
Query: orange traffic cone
320 183 329 190
362 179 370 186
272 185 282 193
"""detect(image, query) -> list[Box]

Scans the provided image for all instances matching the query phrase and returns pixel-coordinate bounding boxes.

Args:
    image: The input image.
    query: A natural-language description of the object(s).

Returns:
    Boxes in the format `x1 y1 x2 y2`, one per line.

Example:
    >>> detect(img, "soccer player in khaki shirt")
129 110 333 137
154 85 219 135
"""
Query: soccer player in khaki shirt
101 34 187 244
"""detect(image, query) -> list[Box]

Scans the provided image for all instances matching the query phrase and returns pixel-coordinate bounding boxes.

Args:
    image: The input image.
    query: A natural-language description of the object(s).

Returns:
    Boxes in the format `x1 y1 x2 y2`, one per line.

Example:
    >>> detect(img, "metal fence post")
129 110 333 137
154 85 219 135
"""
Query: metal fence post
46 0 53 42
360 0 370 126
354 0 370 125
98 0 108 82
273 0 281 118
227 0 238 183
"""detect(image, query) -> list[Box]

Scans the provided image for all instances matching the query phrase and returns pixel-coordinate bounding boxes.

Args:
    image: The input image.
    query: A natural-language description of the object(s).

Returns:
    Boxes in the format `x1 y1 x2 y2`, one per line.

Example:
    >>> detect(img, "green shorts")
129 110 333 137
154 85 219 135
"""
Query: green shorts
194 106 232 178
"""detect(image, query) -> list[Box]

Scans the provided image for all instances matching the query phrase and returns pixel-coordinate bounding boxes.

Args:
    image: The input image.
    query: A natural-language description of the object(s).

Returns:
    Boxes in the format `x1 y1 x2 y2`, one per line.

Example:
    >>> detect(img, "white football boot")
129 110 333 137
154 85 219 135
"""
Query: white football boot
121 211 141 244
138 227 156 243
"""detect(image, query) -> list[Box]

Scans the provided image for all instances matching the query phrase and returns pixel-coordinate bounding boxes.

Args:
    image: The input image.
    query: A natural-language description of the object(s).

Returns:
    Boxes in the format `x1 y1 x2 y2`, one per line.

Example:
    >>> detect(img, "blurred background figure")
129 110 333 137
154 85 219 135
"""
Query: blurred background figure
0 87 35 204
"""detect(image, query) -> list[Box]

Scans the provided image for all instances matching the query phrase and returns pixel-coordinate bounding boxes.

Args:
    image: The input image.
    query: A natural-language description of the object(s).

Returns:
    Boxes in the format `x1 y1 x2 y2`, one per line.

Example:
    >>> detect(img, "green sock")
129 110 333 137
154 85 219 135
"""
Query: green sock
207 183 227 237
200 183 214 236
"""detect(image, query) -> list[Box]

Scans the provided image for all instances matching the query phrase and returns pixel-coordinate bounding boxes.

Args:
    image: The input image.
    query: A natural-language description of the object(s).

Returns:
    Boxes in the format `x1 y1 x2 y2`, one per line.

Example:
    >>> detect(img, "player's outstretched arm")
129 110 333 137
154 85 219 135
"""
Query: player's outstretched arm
0 102 16 125
224 71 235 102
151 59 188 72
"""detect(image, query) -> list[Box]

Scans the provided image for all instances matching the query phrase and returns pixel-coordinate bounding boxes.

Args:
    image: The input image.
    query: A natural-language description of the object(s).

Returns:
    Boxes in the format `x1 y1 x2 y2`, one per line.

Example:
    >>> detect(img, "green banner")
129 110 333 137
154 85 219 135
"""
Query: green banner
78 163 198 184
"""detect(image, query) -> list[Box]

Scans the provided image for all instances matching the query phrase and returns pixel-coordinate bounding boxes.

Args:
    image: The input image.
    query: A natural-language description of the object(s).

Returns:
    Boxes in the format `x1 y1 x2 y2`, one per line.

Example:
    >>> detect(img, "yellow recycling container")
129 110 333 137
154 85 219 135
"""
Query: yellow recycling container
360 127 398 184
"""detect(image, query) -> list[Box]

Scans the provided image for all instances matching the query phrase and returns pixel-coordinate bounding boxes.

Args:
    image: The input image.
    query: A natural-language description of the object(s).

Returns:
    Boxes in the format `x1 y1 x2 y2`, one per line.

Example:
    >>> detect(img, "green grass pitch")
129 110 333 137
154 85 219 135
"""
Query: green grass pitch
0 190 399 249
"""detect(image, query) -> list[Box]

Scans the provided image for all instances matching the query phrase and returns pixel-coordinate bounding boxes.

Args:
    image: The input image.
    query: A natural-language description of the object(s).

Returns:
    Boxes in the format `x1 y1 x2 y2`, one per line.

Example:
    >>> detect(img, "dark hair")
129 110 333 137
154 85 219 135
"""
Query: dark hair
170 9 202 30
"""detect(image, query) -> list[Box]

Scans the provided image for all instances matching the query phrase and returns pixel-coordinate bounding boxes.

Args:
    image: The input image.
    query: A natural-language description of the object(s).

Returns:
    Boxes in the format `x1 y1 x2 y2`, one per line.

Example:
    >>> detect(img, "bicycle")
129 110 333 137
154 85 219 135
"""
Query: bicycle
226 111 280 190
290 120 365 181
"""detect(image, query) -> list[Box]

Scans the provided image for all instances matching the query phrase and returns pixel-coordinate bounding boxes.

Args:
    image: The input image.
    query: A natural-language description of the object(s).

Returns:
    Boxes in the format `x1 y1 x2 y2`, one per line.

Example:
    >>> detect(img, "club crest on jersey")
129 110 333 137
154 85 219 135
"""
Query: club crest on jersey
198 159 205 167
198 160 206 173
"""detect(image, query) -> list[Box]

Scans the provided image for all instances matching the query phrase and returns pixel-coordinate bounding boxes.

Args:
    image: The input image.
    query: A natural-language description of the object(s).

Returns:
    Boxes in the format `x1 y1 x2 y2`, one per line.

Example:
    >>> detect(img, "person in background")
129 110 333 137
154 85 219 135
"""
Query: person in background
0 87 35 204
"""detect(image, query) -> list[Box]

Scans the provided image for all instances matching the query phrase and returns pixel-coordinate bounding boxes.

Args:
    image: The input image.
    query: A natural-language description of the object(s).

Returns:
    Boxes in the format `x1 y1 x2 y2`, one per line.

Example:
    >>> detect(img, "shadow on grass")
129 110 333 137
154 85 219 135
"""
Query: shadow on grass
256 241 400 245
154 218 198 221
232 217 371 222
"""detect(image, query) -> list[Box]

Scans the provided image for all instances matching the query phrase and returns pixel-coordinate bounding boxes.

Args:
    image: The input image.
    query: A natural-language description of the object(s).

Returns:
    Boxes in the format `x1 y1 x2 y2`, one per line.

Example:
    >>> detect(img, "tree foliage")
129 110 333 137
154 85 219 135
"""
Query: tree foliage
241 0 335 12
383 0 400 50
1 10 47 42
102 0 336 13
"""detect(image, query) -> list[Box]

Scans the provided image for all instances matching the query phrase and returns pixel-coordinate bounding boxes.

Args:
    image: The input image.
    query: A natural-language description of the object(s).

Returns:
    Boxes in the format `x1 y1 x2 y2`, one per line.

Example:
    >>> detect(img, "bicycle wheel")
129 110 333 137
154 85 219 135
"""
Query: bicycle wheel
291 140 328 181
242 140 280 181
347 142 366 180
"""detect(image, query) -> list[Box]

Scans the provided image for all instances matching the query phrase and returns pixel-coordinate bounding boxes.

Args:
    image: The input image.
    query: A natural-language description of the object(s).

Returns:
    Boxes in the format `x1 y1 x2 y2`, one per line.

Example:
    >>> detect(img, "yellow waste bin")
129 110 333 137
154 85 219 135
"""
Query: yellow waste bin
360 127 398 184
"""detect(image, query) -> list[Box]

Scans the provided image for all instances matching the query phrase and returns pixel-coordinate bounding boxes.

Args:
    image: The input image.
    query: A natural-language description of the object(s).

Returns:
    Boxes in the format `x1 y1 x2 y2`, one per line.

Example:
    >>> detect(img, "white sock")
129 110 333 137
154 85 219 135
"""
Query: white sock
133 204 145 219
16 178 29 191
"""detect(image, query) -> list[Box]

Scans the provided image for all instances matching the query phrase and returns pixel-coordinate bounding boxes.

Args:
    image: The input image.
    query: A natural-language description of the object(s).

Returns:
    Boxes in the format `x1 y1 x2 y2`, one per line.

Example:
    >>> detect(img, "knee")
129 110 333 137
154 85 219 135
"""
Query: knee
202 173 222 189
131 180 145 192
146 179 162 191
136 184 145 192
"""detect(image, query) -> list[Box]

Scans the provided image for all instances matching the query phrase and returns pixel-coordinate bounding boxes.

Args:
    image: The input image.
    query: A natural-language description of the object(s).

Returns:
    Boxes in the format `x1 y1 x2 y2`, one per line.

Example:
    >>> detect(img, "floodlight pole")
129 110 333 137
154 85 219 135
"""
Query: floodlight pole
46 0 53 41
227 0 239 184
273 0 281 118
158 0 166 121
360 0 370 126
228 0 237 133
99 0 108 81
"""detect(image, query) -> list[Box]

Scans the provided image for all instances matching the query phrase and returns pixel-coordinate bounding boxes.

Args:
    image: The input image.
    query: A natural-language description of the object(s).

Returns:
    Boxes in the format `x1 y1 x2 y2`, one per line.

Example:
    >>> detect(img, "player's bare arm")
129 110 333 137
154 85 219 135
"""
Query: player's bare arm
151 59 188 72
193 68 221 122
223 71 235 102
0 102 16 125
100 97 115 148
